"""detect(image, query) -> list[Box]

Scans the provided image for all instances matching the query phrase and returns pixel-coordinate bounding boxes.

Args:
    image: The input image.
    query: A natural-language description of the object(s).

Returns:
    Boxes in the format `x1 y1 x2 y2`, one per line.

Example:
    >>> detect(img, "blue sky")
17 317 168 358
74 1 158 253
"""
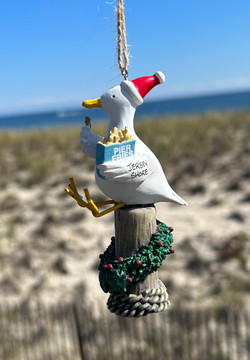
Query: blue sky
0 0 250 115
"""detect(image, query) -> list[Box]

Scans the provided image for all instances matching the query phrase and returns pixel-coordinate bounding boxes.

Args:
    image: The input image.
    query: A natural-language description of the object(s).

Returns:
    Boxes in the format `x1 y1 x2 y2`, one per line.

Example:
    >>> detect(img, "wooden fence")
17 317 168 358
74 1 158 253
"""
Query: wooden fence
0 302 249 360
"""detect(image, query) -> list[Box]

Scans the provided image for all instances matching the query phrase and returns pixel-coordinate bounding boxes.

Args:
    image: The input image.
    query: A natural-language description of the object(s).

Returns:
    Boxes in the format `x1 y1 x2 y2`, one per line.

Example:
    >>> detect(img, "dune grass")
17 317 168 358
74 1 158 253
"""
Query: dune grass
136 111 250 161
0 111 249 186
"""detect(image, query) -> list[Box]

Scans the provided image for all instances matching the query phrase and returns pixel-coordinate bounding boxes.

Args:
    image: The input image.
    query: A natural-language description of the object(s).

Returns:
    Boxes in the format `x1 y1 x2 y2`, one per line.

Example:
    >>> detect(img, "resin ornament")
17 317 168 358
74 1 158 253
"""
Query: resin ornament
65 72 187 316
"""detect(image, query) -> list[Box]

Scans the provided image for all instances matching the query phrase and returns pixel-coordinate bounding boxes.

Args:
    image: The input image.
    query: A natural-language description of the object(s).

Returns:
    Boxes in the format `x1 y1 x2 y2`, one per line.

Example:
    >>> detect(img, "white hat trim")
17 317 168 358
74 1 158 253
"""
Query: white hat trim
121 80 143 107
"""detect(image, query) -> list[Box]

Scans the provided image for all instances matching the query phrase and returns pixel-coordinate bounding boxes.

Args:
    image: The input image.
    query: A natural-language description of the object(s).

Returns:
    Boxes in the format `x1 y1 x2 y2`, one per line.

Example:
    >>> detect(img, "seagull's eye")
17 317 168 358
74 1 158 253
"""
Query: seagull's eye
112 95 116 98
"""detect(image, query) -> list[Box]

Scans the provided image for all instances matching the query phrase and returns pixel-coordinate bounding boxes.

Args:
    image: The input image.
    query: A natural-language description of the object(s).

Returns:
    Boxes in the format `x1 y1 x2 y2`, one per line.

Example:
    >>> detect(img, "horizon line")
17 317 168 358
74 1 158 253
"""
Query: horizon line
1 87 250 119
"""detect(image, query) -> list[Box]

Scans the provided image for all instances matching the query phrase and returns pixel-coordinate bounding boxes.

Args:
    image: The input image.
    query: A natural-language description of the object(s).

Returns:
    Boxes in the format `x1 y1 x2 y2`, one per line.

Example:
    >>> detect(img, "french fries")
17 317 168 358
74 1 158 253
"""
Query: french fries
99 126 133 145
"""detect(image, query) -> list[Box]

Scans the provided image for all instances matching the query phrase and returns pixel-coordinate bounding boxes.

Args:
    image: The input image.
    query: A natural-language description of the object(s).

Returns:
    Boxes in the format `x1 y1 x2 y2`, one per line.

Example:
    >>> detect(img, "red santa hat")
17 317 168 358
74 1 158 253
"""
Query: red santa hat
121 71 165 107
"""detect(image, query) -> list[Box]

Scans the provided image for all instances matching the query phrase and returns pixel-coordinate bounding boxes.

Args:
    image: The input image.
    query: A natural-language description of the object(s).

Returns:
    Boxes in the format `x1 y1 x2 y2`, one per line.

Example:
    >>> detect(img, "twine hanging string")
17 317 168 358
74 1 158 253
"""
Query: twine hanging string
117 0 129 80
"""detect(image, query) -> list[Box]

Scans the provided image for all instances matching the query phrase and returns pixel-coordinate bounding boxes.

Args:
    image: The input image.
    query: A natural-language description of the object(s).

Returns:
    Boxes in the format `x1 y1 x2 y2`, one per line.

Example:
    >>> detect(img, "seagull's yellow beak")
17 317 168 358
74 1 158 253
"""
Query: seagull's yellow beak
82 98 102 108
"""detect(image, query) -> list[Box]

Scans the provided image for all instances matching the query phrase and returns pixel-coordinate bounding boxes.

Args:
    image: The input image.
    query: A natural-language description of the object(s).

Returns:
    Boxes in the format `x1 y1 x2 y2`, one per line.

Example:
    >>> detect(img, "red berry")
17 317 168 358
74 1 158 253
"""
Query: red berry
107 264 113 270
170 247 175 253
127 277 133 283
136 260 142 266
156 264 160 268
118 257 123 262
157 241 163 247
103 265 108 270
169 226 174 232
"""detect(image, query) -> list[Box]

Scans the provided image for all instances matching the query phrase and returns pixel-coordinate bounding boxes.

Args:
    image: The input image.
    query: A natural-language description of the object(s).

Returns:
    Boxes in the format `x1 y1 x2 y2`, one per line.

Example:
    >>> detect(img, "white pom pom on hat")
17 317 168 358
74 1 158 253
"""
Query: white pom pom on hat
154 71 165 84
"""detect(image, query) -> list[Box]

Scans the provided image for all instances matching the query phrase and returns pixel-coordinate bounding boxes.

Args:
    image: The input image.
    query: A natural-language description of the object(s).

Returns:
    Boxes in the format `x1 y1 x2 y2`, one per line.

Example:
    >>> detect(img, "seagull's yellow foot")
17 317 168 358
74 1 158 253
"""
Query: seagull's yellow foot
65 178 125 217
65 178 89 208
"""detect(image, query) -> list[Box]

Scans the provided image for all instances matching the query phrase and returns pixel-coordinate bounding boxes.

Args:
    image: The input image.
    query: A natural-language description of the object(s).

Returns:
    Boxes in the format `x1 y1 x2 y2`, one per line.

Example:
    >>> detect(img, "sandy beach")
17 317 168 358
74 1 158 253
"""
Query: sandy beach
0 112 249 314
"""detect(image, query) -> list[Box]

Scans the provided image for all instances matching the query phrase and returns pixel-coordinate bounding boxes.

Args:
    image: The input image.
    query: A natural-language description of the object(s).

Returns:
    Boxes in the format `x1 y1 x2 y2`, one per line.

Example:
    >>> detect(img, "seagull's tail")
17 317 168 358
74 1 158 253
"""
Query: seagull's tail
167 189 188 206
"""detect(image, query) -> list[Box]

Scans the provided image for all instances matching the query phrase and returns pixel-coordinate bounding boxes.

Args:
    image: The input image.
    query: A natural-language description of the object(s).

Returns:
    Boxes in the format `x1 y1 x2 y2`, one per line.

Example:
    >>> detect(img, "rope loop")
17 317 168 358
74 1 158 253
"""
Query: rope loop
117 0 129 79
107 280 170 317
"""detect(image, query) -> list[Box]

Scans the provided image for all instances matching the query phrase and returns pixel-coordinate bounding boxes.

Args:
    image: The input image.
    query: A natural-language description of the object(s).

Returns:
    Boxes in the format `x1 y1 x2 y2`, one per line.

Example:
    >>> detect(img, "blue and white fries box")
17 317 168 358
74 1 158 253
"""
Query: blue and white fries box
96 140 136 179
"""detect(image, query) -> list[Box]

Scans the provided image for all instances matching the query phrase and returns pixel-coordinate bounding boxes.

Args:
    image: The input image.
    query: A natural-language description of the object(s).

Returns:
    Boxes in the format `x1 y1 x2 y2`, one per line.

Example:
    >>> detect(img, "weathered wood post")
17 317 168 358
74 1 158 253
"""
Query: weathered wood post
106 205 171 317
115 205 158 294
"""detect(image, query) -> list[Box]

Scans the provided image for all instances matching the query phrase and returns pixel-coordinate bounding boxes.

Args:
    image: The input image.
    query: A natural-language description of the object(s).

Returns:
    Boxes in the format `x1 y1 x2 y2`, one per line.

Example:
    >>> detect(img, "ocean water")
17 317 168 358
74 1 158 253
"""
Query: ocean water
0 90 250 131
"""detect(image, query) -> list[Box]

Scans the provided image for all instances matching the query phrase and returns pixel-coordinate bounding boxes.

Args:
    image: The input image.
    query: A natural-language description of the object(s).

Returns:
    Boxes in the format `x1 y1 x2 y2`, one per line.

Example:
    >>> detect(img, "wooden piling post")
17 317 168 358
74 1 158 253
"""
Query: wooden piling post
114 205 159 294
107 205 170 317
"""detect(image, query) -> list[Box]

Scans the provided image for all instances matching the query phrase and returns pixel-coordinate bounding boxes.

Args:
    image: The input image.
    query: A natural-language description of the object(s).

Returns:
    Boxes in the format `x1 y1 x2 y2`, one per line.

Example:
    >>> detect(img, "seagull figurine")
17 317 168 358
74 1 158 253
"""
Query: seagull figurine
66 71 187 216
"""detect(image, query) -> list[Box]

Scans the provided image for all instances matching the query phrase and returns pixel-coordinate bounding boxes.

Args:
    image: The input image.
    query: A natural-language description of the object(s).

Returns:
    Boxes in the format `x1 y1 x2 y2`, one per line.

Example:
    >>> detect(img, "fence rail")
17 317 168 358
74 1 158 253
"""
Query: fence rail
0 302 249 360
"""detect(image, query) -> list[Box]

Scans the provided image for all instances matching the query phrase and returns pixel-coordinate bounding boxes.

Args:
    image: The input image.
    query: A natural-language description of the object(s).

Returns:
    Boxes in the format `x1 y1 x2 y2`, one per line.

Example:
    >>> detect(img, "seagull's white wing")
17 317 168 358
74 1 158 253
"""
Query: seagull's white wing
97 156 153 182
80 124 103 158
